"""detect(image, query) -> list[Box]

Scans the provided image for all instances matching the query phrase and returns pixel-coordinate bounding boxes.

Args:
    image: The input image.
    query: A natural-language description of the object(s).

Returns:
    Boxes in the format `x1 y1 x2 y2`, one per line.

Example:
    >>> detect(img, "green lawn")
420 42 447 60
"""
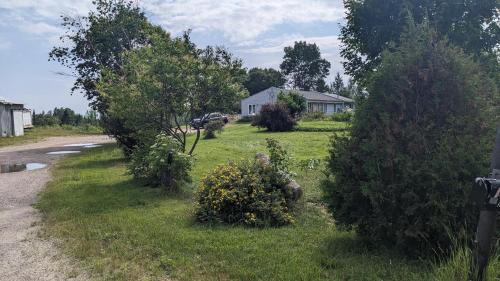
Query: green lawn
37 123 498 281
295 120 349 132
0 125 103 148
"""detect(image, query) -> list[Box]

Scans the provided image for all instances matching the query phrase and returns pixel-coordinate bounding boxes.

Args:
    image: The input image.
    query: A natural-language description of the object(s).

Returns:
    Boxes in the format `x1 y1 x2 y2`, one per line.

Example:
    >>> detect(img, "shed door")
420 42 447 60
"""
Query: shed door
12 110 24 136
23 110 33 128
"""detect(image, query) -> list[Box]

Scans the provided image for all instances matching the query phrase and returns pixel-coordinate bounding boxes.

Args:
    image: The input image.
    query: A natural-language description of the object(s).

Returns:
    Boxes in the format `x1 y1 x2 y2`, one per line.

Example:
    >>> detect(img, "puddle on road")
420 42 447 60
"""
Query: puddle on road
0 163 47 173
64 143 96 147
46 151 81 155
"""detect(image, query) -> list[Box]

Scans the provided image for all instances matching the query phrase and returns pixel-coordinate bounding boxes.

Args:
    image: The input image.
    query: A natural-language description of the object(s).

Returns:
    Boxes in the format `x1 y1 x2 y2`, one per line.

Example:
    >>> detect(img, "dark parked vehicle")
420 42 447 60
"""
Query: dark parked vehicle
190 112 229 129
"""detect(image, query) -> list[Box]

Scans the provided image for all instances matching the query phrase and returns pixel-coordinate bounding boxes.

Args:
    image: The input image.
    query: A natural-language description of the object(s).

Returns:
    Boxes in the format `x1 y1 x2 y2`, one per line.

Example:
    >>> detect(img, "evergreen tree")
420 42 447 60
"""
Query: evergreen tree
322 24 498 256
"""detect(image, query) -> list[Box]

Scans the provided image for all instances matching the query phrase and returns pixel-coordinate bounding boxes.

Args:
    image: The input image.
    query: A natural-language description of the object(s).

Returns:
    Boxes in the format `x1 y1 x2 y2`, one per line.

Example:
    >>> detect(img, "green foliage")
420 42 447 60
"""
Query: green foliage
301 111 327 121
33 108 100 127
280 41 331 91
330 110 353 122
195 140 297 227
203 120 224 139
99 31 247 155
265 138 291 174
244 67 286 95
329 74 361 99
130 133 192 192
49 0 162 153
277 90 307 118
322 25 499 256
329 73 345 97
37 124 500 281
297 159 322 172
49 0 155 112
341 0 500 82
251 103 297 132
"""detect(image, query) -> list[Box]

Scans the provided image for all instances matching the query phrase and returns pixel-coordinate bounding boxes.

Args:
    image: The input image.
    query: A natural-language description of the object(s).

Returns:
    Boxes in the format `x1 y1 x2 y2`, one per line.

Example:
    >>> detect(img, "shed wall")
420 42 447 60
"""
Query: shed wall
0 104 24 137
13 110 24 136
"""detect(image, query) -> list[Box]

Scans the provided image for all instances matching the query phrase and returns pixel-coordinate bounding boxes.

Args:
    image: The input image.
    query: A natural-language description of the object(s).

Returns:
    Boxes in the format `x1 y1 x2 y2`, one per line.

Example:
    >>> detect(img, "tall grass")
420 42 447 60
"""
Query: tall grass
432 243 499 280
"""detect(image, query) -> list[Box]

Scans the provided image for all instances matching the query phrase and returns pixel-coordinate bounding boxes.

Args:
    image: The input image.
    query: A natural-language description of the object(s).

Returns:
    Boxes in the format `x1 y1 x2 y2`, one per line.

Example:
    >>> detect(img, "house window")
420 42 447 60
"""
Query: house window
308 103 327 113
248 104 257 115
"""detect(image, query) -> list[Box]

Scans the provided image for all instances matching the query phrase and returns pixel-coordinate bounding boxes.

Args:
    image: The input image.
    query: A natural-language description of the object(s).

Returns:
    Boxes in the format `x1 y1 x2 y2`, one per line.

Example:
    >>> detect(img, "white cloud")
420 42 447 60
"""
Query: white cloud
0 0 346 76
18 21 62 35
240 34 341 54
0 0 93 18
143 0 344 43
0 0 344 44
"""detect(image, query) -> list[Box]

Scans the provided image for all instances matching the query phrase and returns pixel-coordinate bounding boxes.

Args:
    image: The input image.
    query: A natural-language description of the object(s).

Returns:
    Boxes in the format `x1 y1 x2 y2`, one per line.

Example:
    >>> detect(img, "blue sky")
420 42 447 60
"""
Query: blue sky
0 0 345 114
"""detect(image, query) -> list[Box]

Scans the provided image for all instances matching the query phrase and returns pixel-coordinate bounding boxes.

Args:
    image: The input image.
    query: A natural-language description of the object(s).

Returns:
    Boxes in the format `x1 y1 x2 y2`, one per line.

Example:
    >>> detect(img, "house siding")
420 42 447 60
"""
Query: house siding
241 88 280 116
240 87 354 117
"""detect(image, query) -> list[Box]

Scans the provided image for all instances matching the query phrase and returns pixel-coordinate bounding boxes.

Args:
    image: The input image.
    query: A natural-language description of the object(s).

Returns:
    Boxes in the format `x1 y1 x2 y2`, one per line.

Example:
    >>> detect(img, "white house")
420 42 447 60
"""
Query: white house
240 87 354 117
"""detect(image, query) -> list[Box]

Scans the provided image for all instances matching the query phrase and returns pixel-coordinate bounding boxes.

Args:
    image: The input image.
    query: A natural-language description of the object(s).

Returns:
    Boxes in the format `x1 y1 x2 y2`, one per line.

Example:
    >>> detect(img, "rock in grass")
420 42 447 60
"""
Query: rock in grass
255 153 302 202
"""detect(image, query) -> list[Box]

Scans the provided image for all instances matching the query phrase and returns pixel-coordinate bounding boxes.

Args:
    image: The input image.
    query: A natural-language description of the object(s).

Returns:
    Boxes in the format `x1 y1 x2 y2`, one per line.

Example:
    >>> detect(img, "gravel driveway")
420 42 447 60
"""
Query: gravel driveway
0 135 113 281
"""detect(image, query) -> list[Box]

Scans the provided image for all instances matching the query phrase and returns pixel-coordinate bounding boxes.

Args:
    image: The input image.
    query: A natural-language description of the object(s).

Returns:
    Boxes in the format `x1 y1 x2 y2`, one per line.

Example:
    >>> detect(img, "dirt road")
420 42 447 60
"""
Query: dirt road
0 135 113 281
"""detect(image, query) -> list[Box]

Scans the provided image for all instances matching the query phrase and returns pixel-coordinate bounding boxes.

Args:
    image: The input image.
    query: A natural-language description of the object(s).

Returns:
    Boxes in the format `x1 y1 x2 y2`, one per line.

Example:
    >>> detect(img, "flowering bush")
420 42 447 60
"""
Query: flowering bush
130 133 192 192
195 160 297 226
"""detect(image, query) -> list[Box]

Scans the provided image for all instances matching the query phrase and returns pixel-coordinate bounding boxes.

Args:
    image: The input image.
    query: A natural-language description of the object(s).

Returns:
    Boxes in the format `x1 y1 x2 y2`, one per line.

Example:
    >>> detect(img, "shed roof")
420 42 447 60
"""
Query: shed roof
0 96 23 106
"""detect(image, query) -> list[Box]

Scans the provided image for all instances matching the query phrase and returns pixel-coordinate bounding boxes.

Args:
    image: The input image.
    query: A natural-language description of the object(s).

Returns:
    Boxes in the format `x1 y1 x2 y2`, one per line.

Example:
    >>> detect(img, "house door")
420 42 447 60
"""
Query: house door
12 110 24 136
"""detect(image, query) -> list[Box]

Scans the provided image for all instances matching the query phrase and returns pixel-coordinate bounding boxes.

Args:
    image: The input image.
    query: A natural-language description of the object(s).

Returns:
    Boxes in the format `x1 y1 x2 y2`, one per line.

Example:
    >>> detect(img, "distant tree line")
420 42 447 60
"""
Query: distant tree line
33 108 100 127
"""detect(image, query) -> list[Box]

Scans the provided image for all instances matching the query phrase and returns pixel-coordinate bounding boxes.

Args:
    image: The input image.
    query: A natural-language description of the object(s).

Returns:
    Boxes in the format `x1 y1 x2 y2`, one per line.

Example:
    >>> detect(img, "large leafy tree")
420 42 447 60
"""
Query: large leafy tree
244 67 286 95
322 24 499 256
341 0 499 82
98 32 247 155
49 0 164 153
280 41 331 92
49 0 158 112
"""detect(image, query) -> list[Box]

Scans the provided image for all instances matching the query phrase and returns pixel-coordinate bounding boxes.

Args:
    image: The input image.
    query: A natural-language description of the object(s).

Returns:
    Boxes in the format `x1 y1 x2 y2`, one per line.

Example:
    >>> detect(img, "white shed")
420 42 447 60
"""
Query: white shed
0 97 26 137
23 109 33 129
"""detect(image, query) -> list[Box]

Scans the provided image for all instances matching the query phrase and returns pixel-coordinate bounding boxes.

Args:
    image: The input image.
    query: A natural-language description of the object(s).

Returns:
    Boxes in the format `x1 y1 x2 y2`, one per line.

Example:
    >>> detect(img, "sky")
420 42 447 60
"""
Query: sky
0 0 346 114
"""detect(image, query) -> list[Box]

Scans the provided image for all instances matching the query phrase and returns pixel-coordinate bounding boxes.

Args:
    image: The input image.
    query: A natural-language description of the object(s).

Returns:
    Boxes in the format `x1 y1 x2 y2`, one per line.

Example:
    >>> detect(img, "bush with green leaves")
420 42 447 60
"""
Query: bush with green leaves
277 90 307 117
203 120 225 139
195 139 298 226
301 111 327 121
322 25 498 257
330 110 353 122
251 103 296 131
130 133 192 192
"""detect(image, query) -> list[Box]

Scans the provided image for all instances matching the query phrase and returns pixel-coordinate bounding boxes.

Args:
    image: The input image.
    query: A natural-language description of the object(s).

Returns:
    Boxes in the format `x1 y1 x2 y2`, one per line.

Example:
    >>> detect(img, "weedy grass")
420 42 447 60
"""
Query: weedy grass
37 123 498 281
0 125 103 147
295 120 349 132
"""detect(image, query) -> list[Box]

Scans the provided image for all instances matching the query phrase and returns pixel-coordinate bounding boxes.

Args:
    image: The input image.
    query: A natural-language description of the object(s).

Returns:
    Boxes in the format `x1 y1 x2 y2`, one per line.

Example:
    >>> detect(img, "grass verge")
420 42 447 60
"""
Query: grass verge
0 125 103 148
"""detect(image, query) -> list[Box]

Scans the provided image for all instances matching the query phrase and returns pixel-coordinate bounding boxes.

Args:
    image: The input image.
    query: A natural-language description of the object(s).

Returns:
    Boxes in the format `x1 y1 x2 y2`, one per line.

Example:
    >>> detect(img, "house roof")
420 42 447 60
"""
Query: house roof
325 93 355 103
267 87 354 103
0 96 23 106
